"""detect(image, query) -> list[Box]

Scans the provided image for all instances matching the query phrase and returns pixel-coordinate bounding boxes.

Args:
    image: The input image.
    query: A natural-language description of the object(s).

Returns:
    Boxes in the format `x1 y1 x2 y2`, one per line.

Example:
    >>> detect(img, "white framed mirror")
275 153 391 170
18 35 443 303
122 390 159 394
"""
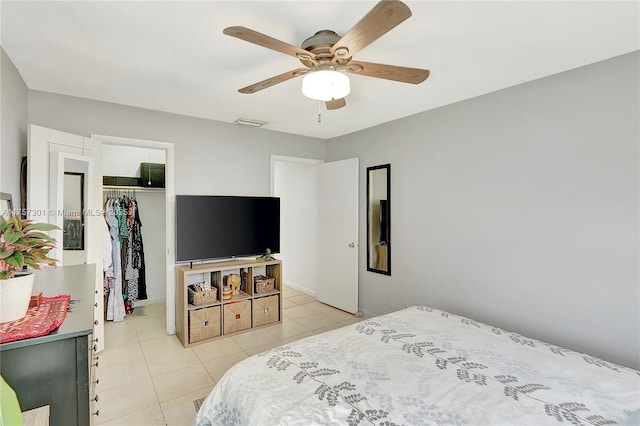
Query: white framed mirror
367 164 391 275
49 151 93 265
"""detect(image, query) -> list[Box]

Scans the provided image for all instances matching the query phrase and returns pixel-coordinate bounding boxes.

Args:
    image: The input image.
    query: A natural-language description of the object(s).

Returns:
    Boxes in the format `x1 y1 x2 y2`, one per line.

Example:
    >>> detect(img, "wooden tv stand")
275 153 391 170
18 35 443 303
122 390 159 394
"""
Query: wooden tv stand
175 258 282 347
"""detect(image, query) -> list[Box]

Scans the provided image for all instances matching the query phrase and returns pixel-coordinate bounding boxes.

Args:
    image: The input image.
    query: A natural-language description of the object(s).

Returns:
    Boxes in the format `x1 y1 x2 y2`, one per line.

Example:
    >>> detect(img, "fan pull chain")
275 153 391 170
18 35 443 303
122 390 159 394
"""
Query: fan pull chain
317 100 322 123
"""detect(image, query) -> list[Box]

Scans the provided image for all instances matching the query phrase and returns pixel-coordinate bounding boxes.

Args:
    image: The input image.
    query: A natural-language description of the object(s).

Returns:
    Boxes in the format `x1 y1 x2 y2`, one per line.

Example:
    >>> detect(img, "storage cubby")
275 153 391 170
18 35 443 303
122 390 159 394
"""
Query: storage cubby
176 259 282 347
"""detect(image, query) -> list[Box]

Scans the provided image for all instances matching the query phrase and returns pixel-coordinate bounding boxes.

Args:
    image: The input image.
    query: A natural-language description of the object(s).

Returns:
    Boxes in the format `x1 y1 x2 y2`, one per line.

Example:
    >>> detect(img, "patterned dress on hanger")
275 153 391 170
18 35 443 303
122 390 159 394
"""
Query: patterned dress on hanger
106 198 125 322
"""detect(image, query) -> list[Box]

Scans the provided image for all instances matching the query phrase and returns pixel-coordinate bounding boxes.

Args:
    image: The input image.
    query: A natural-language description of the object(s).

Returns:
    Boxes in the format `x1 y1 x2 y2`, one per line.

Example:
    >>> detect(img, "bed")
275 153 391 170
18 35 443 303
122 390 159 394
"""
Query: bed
194 306 640 425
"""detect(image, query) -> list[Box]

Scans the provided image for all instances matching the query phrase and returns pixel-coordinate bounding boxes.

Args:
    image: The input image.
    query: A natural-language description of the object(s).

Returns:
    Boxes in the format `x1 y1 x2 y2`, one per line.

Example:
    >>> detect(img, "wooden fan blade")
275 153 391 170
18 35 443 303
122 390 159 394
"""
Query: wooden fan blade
331 0 412 60
326 98 346 110
238 68 308 94
347 61 430 84
224 26 314 60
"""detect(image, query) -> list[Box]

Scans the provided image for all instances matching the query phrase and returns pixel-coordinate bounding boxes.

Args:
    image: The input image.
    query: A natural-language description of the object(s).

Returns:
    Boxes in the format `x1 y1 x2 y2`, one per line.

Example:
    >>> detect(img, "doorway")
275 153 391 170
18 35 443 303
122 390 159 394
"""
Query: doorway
272 156 322 296
92 134 176 335
271 155 359 313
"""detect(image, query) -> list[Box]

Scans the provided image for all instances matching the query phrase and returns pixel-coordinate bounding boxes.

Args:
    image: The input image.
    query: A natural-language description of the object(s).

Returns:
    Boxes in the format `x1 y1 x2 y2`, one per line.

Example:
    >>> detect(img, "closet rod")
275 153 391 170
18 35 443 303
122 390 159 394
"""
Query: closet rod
102 185 165 193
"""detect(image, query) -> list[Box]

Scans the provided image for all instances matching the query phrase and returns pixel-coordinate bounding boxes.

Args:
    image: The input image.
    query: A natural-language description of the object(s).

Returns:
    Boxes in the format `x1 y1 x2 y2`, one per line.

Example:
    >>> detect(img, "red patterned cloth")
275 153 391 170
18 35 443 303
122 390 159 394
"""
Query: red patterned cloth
0 295 70 344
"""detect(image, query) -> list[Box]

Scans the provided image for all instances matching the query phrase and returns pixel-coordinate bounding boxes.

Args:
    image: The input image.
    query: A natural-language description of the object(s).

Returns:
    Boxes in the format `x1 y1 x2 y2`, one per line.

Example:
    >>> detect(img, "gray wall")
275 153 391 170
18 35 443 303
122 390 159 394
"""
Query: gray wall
1 48 28 206
28 91 325 196
326 52 640 369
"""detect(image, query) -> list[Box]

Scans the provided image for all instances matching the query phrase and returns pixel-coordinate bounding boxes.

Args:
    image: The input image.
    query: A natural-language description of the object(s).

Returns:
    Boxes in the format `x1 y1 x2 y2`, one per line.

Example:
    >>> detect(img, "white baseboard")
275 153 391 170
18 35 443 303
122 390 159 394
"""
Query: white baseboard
282 280 317 297
134 298 166 307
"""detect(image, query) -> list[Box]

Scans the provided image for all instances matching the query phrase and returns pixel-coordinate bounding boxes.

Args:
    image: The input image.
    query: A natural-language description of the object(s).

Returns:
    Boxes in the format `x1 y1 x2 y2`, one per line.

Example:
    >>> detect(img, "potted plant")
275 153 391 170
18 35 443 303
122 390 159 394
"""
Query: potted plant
0 215 60 323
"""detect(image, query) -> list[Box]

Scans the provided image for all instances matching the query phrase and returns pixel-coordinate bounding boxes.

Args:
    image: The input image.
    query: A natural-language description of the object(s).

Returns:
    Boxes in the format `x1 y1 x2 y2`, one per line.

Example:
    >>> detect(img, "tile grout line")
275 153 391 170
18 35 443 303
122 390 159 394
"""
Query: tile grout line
132 311 169 425
98 287 362 424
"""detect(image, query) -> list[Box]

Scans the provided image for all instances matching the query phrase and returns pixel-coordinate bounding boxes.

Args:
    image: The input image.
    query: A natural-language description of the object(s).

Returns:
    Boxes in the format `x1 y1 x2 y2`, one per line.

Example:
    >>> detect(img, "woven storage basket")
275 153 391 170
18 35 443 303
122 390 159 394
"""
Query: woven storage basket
254 276 275 294
252 295 279 327
223 300 251 334
188 287 217 306
189 306 221 343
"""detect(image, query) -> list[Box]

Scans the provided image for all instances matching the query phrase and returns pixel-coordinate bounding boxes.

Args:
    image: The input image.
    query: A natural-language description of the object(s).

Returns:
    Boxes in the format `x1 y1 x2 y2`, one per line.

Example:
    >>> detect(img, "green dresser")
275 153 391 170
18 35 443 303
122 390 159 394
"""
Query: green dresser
0 264 97 426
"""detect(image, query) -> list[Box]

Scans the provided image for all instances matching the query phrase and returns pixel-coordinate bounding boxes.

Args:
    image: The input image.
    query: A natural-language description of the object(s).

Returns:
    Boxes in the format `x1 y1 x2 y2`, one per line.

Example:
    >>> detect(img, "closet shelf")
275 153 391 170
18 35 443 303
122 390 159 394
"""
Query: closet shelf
102 185 165 192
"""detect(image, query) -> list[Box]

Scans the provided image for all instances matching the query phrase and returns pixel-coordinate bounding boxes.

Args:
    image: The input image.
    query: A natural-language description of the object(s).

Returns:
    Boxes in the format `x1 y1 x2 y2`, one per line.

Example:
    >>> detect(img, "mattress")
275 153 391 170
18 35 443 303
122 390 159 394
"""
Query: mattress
194 306 640 425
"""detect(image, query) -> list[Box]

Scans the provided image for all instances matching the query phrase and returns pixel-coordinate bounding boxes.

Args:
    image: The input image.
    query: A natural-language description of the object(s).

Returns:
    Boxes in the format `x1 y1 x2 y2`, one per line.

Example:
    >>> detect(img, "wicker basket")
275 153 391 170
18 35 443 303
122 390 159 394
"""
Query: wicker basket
188 286 217 306
189 306 221 343
254 276 275 294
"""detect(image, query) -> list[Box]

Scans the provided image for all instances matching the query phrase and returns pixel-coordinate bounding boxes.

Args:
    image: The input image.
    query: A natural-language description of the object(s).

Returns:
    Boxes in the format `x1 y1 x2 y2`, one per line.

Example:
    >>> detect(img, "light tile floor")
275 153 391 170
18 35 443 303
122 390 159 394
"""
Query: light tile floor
96 286 363 425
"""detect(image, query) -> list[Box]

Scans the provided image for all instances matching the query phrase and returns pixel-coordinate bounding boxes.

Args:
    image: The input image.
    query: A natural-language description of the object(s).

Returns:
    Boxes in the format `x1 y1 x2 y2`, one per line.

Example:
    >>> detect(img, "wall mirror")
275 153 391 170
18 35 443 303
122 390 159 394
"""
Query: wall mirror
63 172 84 250
367 164 391 275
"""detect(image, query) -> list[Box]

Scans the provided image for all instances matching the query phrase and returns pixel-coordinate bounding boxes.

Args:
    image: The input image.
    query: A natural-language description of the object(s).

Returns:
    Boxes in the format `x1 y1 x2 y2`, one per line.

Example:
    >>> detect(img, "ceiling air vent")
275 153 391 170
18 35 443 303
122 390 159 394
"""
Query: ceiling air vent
234 118 267 128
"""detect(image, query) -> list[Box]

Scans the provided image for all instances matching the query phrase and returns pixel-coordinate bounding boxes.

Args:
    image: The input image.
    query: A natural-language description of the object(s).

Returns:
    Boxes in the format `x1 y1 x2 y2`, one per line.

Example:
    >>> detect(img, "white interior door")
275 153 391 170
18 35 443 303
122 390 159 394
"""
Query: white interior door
28 125 105 352
317 158 359 313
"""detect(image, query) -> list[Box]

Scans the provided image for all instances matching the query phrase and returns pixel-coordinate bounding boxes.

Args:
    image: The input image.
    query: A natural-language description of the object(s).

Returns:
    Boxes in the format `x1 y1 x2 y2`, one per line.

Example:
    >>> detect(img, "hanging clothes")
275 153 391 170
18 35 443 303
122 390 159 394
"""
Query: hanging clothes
102 191 148 319
131 200 148 300
102 216 112 270
124 196 140 302
105 197 125 322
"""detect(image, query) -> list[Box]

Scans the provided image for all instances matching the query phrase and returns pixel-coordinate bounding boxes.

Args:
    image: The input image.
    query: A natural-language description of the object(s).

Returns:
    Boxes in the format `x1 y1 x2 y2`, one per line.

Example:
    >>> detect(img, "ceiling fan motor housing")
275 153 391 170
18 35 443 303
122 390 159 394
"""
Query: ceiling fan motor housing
299 30 345 67
301 30 341 51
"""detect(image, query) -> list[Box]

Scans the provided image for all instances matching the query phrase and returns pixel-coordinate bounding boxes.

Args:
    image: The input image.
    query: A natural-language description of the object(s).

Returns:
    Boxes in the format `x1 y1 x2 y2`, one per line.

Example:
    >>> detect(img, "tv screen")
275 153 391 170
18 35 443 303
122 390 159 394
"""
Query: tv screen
176 195 280 262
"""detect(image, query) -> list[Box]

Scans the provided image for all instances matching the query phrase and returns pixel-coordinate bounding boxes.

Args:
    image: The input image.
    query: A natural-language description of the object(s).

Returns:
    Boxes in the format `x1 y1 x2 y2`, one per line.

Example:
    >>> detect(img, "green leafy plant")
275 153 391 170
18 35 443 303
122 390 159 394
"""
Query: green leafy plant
0 215 60 280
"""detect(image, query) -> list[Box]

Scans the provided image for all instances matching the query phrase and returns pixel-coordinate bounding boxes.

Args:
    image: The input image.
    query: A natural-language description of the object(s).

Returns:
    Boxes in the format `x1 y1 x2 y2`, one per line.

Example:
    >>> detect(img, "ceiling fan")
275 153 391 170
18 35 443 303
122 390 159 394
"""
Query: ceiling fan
223 0 430 110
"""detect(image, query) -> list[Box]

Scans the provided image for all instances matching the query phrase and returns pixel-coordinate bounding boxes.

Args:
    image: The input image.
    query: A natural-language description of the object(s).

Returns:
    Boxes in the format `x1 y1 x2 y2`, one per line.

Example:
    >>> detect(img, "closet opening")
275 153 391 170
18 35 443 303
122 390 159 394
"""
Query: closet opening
103 186 163 319
93 135 176 336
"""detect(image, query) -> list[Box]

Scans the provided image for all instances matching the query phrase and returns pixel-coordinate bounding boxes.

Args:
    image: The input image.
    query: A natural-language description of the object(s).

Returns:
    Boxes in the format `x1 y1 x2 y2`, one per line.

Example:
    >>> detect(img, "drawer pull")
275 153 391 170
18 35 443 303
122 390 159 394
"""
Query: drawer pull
94 302 99 308
93 361 99 368
92 410 100 416
92 395 99 402
94 320 99 326
93 337 99 343
93 344 97 352
93 378 99 385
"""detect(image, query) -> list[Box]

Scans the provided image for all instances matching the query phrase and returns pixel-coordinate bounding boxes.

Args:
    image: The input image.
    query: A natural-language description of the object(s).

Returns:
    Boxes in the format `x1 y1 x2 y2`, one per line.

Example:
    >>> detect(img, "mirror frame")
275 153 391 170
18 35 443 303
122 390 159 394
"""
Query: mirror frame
366 164 391 275
0 193 13 217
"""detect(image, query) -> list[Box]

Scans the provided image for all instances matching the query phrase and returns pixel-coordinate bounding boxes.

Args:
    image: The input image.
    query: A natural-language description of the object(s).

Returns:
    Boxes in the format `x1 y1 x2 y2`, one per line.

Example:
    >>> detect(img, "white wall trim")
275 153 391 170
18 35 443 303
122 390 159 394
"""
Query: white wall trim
91 133 177 335
270 155 323 197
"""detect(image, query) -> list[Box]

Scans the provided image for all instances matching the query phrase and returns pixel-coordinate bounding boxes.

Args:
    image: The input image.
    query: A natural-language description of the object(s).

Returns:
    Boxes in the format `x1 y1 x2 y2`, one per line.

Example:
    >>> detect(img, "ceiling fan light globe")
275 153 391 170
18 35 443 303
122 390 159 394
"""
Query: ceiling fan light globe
301 70 350 102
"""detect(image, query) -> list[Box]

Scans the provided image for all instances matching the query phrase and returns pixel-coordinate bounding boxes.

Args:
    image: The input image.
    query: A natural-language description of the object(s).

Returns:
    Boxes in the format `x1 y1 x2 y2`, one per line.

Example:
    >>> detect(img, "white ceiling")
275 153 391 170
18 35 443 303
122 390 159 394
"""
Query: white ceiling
2 1 638 139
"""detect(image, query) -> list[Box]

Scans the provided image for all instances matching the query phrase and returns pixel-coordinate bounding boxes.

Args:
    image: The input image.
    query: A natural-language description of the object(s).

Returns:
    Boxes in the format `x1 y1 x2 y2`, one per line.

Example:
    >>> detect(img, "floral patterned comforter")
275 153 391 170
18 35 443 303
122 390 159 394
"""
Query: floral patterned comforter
194 306 640 425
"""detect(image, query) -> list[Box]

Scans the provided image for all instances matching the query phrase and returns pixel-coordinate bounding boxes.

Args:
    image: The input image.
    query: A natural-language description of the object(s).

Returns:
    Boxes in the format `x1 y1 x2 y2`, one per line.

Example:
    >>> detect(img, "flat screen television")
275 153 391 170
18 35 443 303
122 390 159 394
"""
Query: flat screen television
176 195 280 262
